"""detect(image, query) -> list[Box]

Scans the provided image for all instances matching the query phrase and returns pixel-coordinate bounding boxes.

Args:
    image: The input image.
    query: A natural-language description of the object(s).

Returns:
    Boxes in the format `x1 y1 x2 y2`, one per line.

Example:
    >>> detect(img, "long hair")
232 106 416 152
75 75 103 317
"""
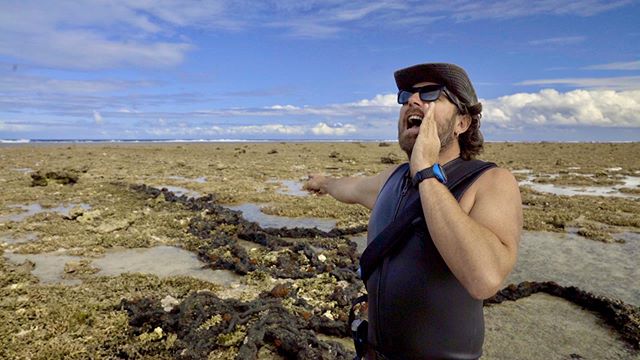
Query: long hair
459 104 484 160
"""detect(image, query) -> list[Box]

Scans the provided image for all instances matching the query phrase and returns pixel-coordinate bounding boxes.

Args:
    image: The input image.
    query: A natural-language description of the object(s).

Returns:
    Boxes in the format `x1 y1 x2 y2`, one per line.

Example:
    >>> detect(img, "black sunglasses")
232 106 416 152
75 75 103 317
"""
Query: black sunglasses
397 85 465 113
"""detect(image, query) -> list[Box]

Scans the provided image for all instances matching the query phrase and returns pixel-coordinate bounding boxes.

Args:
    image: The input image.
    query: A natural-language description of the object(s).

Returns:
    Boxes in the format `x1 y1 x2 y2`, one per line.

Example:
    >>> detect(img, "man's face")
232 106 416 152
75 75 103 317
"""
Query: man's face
397 82 458 156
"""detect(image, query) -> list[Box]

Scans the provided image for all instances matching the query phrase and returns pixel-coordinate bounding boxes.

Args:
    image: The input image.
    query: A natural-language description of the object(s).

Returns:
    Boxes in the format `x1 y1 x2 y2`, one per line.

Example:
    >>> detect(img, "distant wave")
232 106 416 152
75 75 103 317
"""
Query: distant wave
0 139 30 143
0 138 399 144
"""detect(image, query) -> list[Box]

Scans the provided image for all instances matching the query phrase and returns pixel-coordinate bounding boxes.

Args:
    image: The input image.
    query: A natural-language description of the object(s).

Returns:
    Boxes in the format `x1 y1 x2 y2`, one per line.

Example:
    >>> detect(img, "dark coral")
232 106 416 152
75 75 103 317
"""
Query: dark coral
30 169 80 186
125 185 640 358
121 286 353 359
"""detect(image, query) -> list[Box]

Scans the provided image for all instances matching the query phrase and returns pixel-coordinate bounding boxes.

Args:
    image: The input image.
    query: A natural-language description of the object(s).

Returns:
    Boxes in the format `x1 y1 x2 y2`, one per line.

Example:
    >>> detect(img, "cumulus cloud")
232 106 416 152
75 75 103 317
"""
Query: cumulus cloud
227 124 305 135
3 88 639 139
311 122 357 136
352 94 398 107
483 89 640 128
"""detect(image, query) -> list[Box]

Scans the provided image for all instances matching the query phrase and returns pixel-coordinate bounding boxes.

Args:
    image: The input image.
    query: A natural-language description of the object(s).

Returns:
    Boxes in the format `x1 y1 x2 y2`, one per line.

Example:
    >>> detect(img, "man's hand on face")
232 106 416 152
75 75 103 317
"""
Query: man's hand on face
303 174 328 195
410 103 440 176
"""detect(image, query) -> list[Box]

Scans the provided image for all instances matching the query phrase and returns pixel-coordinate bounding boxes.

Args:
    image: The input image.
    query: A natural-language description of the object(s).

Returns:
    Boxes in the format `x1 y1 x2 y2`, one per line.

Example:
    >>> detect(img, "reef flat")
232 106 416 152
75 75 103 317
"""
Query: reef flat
0 142 638 359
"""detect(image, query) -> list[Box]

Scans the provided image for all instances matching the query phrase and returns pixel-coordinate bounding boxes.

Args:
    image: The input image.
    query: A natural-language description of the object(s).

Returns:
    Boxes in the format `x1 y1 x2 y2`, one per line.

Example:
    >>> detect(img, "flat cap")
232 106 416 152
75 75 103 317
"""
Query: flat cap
394 63 482 115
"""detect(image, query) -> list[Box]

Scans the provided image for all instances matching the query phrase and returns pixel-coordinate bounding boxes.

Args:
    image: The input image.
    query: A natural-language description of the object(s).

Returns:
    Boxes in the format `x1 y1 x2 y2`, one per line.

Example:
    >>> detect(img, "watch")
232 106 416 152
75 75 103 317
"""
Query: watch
412 163 447 186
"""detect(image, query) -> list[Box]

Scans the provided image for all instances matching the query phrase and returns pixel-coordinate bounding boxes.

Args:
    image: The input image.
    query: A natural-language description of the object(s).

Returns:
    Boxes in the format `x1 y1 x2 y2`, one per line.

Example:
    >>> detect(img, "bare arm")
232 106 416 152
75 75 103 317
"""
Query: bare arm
418 168 522 299
304 166 399 210
410 101 522 300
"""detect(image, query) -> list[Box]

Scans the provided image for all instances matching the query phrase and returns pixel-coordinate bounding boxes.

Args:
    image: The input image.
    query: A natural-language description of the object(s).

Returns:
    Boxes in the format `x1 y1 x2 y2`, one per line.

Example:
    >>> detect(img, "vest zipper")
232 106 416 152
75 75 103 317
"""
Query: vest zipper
376 171 410 348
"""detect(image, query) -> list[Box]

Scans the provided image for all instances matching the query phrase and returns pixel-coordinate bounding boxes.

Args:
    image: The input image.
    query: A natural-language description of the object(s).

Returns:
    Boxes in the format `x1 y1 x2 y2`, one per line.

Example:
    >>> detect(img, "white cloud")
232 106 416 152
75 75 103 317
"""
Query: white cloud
517 76 640 90
311 122 357 136
2 0 630 68
93 110 103 124
269 105 300 110
445 0 631 21
483 89 640 128
0 28 191 70
0 75 155 94
583 60 640 70
227 124 305 135
264 1 631 38
0 1 228 69
4 89 639 140
352 94 398 107
528 36 586 46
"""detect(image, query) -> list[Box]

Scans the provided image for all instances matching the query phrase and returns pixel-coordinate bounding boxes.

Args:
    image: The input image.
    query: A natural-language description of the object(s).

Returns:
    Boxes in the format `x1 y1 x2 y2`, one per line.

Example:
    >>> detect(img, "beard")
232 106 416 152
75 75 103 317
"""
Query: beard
398 111 457 157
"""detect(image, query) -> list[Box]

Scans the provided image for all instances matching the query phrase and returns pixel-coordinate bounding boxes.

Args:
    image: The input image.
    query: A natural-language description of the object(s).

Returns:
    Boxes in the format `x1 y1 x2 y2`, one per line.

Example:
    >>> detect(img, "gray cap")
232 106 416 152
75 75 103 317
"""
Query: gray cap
394 63 482 115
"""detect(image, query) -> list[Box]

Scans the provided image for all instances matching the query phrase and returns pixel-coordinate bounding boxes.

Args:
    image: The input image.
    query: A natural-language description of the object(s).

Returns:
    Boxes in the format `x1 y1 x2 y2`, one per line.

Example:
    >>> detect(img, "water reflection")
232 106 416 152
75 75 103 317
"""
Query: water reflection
227 203 336 232
0 203 91 223
267 179 309 197
3 246 243 286
158 186 201 198
348 234 368 254
506 231 639 306
519 175 640 199
4 250 82 285
91 246 241 285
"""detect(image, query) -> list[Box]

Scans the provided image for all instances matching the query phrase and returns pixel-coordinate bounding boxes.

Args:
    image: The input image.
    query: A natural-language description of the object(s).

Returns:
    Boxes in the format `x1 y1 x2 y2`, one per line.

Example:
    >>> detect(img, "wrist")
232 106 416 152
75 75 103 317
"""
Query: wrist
412 163 448 186
411 162 433 177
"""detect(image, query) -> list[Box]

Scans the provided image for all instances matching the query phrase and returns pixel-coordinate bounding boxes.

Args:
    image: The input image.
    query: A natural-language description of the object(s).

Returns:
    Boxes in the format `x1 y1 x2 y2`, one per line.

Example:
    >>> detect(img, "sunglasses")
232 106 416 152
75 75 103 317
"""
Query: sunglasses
397 85 465 113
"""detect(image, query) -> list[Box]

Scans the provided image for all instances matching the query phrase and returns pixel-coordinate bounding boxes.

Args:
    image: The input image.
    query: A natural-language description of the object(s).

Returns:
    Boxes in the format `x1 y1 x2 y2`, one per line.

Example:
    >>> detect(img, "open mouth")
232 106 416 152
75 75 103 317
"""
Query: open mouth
406 113 423 129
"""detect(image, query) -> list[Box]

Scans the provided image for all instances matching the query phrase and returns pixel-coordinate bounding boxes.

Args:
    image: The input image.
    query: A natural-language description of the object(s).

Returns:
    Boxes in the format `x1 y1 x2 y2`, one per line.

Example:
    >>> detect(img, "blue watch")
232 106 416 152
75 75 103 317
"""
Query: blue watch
412 163 447 186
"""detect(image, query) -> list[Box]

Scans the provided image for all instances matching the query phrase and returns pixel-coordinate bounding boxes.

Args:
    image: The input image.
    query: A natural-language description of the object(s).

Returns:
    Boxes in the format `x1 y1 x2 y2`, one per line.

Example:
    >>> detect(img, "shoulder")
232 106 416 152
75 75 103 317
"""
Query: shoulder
459 166 520 213
476 166 518 189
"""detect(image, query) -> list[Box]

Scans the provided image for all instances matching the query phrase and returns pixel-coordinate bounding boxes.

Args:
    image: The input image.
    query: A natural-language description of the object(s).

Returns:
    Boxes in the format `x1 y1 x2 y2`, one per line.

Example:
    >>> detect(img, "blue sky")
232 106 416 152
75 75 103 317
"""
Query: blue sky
1 0 639 141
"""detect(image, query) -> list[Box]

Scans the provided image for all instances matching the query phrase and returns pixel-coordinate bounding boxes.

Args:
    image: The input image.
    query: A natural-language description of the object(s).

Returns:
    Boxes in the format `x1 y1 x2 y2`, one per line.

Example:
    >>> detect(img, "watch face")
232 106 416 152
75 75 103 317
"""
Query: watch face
433 164 447 184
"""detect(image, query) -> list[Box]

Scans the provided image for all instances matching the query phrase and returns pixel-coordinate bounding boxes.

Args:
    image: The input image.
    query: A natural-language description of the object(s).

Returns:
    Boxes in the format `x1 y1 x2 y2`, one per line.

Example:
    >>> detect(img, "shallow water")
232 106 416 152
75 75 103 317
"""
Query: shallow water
91 246 242 285
157 185 202 198
519 175 640 198
227 203 336 232
166 175 207 183
268 179 309 197
484 293 638 359
4 246 242 286
4 250 82 285
11 167 33 173
0 203 91 223
0 232 38 244
506 231 640 306
511 169 533 174
348 234 367 254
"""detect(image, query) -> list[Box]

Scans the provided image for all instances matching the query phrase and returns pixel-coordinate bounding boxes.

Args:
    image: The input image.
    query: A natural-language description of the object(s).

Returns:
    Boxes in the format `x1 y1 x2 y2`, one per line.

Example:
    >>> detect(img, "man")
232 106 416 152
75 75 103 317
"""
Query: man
305 63 522 359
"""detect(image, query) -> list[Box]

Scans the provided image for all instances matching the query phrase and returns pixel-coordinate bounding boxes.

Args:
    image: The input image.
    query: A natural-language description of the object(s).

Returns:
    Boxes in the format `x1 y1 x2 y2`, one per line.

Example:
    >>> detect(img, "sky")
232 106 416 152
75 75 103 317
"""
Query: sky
1 0 639 141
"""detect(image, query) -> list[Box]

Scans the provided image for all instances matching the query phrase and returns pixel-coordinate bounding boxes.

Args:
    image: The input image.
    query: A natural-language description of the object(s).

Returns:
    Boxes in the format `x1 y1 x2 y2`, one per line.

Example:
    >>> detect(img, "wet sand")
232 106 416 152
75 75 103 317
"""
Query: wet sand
0 142 639 359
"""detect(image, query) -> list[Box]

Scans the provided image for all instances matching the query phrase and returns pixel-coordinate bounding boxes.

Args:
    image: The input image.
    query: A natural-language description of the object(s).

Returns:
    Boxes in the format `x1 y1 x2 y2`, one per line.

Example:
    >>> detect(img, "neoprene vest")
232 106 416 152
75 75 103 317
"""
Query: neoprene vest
366 159 494 359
